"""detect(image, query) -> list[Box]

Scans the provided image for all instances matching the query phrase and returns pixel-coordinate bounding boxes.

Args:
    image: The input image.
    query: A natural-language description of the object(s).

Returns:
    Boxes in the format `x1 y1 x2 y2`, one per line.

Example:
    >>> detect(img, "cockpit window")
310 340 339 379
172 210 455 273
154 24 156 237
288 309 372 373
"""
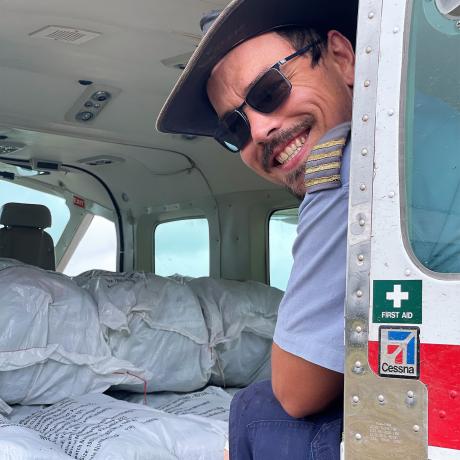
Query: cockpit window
404 0 460 273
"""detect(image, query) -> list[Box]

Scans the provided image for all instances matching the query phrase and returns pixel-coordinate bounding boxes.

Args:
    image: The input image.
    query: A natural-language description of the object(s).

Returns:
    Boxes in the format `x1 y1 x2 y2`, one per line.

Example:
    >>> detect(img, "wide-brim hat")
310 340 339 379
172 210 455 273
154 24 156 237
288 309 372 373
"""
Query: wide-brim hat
156 0 359 137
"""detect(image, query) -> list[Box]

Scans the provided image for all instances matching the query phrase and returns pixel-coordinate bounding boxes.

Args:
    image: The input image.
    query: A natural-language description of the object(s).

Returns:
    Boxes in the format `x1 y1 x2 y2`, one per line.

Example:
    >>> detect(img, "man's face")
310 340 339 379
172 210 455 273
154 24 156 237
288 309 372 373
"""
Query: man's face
207 31 355 199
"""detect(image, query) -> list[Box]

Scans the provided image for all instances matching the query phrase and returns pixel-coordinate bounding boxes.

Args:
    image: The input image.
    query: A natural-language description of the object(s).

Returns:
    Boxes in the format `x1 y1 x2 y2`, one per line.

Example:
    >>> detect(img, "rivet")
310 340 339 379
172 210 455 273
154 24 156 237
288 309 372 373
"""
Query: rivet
405 269 411 277
355 326 363 333
365 46 372 54
362 114 369 122
361 148 368 156
360 184 366 191
450 390 457 399
358 254 364 262
359 218 365 227
352 395 360 404
378 395 385 403
439 410 446 419
364 80 370 87
407 391 415 398
413 425 420 433
388 109 395 116
355 433 362 441
393 27 400 33
368 12 375 19
388 191 395 198
352 362 364 374
356 290 363 298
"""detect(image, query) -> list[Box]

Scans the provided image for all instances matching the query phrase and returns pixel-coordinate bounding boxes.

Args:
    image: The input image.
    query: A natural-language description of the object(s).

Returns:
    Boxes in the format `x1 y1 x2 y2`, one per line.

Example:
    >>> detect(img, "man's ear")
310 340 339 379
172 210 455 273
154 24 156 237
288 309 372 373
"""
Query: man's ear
325 30 355 87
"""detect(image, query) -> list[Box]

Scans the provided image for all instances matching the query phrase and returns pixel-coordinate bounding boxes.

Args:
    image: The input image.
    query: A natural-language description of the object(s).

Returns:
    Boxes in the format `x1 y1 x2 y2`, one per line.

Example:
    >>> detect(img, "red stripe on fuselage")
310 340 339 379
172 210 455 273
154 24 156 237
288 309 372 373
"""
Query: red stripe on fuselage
369 341 460 450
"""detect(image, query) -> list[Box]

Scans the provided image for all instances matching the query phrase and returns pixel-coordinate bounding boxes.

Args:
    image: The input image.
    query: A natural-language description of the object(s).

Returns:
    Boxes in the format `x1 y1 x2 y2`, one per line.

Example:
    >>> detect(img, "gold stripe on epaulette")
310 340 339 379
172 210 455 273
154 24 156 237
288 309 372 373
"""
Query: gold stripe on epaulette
308 149 343 162
311 138 346 151
305 162 341 174
305 174 341 187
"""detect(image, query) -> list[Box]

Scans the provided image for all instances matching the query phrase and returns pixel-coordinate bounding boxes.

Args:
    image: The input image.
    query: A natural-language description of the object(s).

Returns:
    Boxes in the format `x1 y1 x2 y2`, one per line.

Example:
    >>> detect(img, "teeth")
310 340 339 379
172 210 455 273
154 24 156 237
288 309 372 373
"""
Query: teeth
276 135 306 164
278 152 288 162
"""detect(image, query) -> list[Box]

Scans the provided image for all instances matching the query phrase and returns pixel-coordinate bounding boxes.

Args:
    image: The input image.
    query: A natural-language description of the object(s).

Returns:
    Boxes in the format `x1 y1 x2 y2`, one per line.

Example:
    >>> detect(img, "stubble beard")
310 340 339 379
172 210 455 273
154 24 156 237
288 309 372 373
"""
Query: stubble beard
284 168 305 200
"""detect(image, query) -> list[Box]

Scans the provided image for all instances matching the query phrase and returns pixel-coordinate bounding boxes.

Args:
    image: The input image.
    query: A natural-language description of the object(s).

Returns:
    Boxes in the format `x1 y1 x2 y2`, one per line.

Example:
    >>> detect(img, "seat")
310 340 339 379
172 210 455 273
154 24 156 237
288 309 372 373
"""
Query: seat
0 202 55 270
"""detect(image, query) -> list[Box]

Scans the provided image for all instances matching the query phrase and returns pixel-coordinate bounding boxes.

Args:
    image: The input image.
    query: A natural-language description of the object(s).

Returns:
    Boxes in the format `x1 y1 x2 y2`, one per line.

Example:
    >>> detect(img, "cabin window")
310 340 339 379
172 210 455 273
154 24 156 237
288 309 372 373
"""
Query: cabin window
0 177 70 246
154 218 210 277
404 0 460 273
62 215 117 276
268 208 298 291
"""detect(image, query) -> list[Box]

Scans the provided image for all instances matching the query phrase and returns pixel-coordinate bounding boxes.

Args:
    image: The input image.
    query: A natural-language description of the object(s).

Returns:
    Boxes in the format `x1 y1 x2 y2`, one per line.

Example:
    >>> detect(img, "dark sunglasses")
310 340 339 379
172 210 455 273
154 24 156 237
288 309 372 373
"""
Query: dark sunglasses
214 41 321 153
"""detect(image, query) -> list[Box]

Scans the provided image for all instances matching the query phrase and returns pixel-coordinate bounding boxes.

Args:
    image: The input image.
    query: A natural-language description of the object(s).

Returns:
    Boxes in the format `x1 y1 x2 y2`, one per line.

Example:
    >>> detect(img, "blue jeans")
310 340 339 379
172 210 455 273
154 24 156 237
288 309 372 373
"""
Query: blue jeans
229 380 343 460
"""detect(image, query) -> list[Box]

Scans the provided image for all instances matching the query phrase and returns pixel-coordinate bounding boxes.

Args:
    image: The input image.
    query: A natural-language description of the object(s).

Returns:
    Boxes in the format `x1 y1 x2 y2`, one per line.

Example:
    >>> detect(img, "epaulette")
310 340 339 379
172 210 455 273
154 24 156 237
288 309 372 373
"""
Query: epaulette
305 137 347 193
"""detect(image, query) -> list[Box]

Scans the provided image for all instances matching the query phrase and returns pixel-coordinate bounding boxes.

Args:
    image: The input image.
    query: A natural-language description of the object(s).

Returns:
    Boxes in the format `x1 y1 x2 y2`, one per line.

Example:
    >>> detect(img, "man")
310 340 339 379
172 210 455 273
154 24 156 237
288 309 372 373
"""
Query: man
157 0 358 458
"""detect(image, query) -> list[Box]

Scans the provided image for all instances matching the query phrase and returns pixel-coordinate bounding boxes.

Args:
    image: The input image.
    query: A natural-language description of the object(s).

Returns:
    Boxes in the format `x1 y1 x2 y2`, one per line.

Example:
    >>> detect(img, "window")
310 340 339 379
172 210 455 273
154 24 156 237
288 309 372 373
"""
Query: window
62 215 117 276
404 0 460 273
269 208 298 291
154 218 209 277
0 178 70 245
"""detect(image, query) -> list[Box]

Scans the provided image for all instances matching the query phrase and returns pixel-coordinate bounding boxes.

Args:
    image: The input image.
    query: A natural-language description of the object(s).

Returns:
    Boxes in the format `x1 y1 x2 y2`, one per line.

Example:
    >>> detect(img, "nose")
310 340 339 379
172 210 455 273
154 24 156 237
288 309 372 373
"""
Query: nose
245 106 282 145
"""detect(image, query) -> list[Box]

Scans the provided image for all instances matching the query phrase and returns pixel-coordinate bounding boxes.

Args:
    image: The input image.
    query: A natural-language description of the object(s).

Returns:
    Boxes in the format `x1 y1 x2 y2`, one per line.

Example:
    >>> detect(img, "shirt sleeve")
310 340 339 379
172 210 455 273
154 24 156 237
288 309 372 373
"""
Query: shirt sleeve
273 184 348 373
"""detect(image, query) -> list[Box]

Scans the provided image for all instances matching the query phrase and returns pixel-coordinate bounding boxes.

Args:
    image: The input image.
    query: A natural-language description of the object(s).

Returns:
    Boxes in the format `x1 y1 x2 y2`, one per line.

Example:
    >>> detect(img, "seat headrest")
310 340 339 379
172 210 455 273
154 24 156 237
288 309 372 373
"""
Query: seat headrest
0 203 52 229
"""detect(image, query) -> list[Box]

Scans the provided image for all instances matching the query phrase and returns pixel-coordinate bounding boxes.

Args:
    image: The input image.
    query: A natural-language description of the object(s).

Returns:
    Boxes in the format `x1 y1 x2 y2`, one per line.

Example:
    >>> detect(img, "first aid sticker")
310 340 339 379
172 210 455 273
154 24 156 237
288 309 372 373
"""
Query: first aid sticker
373 280 422 324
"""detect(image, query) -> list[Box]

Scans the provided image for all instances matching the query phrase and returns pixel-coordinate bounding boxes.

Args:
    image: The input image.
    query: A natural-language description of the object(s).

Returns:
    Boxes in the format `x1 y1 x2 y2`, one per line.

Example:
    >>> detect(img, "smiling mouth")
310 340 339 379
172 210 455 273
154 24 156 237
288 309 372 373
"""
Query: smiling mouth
273 129 310 166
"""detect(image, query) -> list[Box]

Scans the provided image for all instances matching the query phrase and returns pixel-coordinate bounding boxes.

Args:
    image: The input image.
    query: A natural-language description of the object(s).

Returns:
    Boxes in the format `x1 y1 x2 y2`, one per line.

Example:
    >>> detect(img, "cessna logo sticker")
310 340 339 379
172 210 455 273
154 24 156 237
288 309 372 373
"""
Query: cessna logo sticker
373 280 422 324
379 326 420 379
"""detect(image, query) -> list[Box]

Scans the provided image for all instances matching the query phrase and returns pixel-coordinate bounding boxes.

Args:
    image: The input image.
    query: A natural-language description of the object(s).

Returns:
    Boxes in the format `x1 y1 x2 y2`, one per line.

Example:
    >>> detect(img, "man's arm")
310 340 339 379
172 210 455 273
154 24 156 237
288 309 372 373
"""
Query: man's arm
271 342 343 419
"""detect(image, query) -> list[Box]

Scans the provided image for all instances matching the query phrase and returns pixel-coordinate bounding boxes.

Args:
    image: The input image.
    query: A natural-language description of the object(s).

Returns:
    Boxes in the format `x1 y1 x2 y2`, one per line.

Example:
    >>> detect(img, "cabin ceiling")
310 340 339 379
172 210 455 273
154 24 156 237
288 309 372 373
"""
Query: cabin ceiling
0 0 283 215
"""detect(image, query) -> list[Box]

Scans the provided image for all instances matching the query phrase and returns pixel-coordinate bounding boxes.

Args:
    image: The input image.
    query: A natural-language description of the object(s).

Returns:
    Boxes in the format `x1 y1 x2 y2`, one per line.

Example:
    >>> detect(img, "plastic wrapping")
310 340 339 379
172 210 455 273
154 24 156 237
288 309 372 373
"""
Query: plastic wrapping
17 394 227 460
75 271 213 392
112 385 232 421
187 278 282 387
0 416 72 459
0 257 25 270
7 404 46 424
0 261 149 406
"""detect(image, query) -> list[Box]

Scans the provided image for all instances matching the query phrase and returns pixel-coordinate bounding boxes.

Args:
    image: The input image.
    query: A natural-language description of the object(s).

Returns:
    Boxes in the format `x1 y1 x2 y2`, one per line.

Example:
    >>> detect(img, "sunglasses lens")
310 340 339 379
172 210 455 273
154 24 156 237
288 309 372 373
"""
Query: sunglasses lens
246 68 291 113
214 69 291 152
215 110 250 152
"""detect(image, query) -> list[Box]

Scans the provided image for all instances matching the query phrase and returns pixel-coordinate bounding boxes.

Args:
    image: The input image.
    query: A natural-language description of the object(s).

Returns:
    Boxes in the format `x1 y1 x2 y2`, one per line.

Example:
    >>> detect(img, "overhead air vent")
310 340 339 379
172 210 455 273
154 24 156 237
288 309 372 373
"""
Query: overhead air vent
29 26 101 45
0 141 26 155
78 155 125 166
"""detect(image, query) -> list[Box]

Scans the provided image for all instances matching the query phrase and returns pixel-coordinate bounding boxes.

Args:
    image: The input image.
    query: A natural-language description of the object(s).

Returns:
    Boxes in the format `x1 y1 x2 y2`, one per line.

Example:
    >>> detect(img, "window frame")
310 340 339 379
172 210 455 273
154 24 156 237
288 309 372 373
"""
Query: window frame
399 0 460 280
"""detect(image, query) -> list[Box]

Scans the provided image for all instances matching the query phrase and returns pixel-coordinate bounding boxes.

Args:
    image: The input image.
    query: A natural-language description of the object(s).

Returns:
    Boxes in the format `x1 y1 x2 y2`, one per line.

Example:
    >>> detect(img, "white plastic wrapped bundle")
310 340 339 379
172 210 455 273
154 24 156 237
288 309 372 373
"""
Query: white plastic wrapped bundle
75 271 212 392
0 416 72 460
0 257 24 270
113 385 233 421
17 394 227 460
0 261 148 406
7 404 47 424
187 278 282 387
